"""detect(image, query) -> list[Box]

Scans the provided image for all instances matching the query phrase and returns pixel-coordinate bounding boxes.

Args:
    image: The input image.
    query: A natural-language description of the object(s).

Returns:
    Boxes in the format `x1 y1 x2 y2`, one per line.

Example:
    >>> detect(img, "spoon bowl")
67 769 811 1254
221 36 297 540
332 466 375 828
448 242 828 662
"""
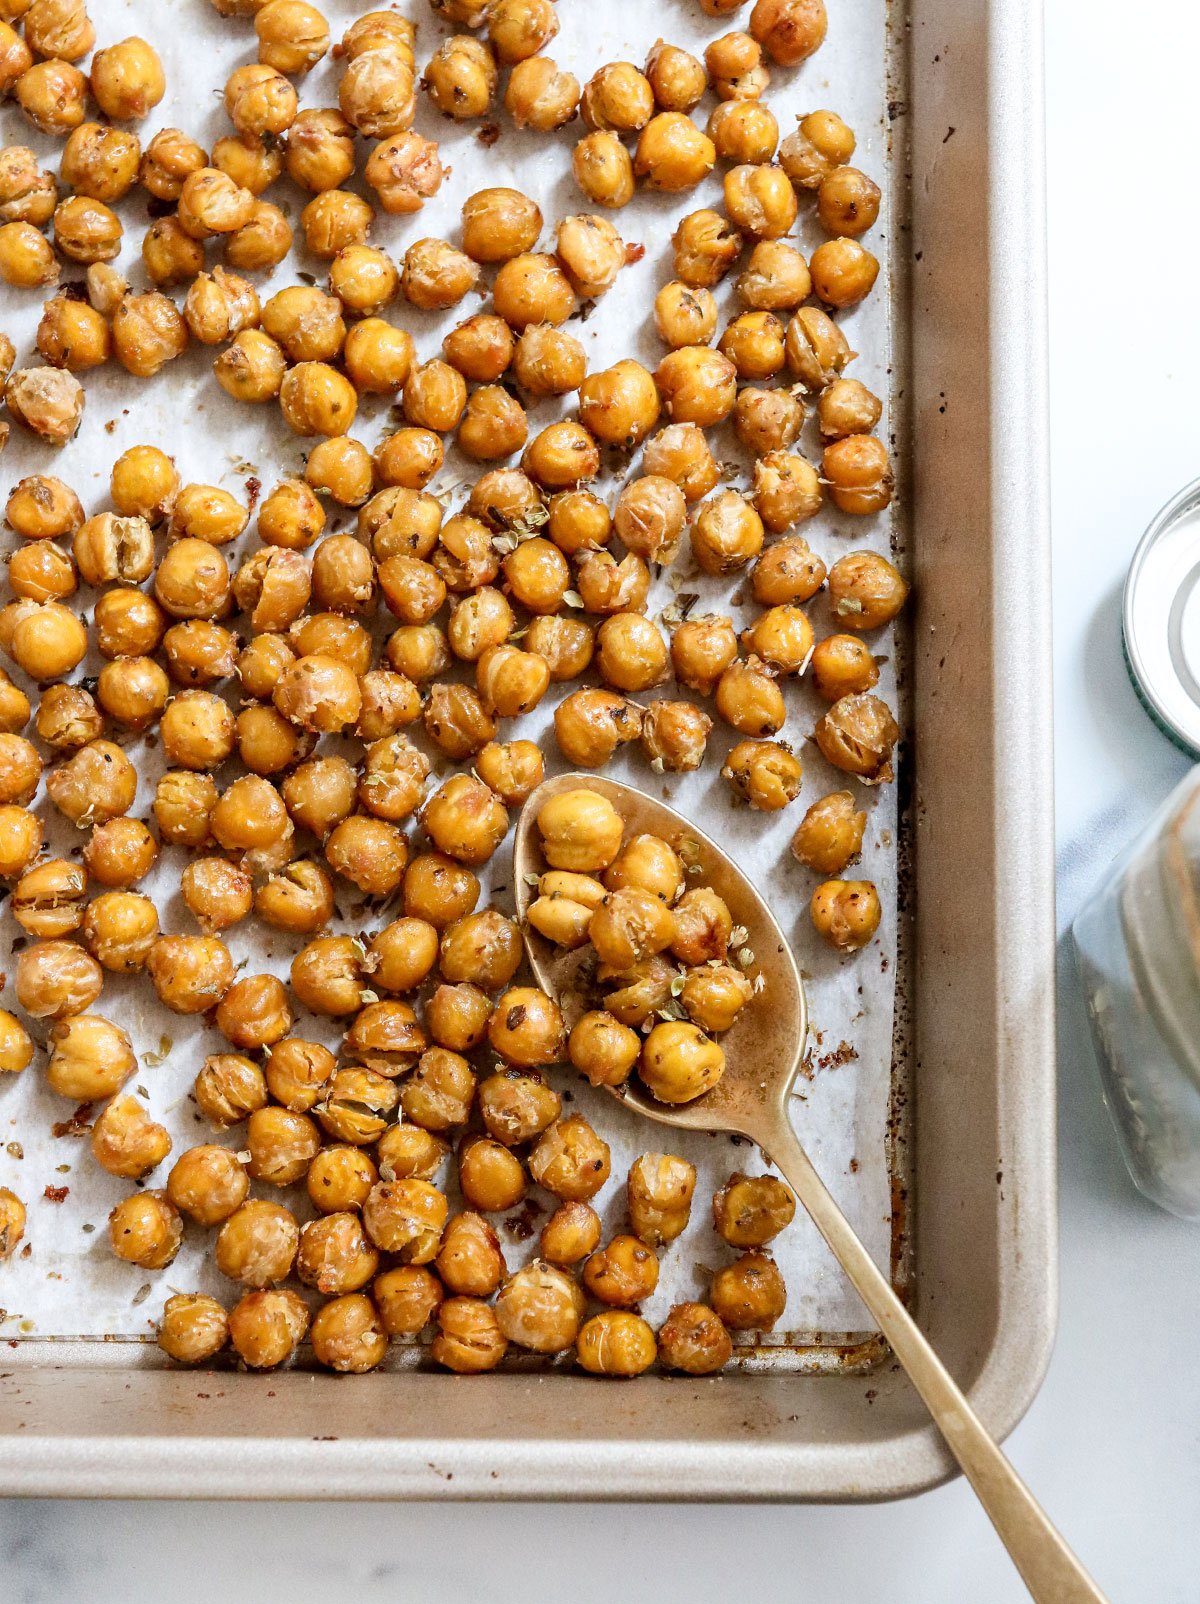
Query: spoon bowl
512 770 807 1145
512 771 1107 1604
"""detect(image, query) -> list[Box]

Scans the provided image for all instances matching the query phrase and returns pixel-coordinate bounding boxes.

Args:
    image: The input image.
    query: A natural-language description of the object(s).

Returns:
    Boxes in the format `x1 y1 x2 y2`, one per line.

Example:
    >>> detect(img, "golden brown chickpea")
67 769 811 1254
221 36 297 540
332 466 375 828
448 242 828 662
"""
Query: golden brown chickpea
749 0 828 60
256 0 329 73
642 698 713 773
81 888 158 971
440 315 512 386
362 917 436 997
475 740 543 806
488 0 557 60
816 162 881 238
4 601 85 683
826 550 907 630
12 859 84 938
403 851 478 929
165 620 238 688
213 135 283 195
813 692 899 784
214 330 286 404
80 817 154 889
195 1052 268 1128
261 1036 335 1116
160 689 235 770
61 122 140 203
523 614 593 682
704 29 766 95
317 1067 399 1145
157 1294 229 1366
340 47 415 141
15 59 88 135
423 681 496 759
0 808 40 880
785 304 854 391
148 934 234 1015
655 346 738 428
216 1199 300 1287
282 108 352 196
303 439 373 511
425 982 491 1052
112 292 189 379
584 1233 659 1307
504 53 578 129
779 107 854 190
639 1020 725 1105
639 426 716 505
495 1261 584 1354
364 130 444 215
456 1134 523 1212
87 34 162 118
258 480 324 554
579 361 659 450
5 366 85 445
140 213 202 286
589 887 676 970
308 1145 377 1214
0 1188 24 1261
228 1288 308 1368
46 738 136 826
181 857 253 934
749 538 822 612
529 1114 611 1202
625 1152 694 1247
472 1067 557 1148
0 20 29 89
720 310 786 381
109 1189 182 1270
666 614 735 696
354 731 427 824
235 705 303 778
811 878 881 952
436 908 518 993
581 61 651 136
74 514 154 589
446 588 513 664
476 644 550 720
709 98 778 165
373 1264 442 1338
435 1212 504 1298
311 1293 389 1373
526 869 604 950
341 10 415 59
6 473 81 542
225 61 297 138
177 168 255 242
576 1310 657 1376
166 1144 249 1226
324 813 407 895
544 491 605 559
362 1178 447 1262
553 688 642 768
35 294 110 371
238 635 296 704
153 769 217 849
169 486 247 549
572 129 635 208
89 1097 170 1186
424 34 496 119
432 1296 507 1372
720 740 801 816
216 973 292 1052
139 127 207 203
0 222 57 288
0 146 56 227
420 773 508 867
261 285 345 364
458 188 539 268
225 200 293 271
741 605 814 676
245 1105 320 1186
374 428 444 491
715 656 786 737
657 1302 732 1373
46 1012 134 1096
401 358 466 431
636 112 716 191
691 490 765 576
272 652 362 733
713 1172 796 1248
808 633 878 702
522 420 600 491
397 1039 474 1129
558 213 629 302
7 541 74 606
535 788 621 875
645 39 706 112
457 386 528 461
711 1248 788 1329
535 1201 598 1267
302 188 373 259
287 937 367 1022
593 613 667 694
810 235 879 309
488 986 566 1069
0 664 29 733
790 792 866 876
495 252 577 332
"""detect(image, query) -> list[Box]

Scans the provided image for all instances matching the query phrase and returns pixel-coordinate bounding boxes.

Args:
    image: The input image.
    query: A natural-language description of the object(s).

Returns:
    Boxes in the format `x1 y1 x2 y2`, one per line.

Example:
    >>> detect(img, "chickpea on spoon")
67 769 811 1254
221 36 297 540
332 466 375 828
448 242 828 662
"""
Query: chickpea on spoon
515 776 1106 1604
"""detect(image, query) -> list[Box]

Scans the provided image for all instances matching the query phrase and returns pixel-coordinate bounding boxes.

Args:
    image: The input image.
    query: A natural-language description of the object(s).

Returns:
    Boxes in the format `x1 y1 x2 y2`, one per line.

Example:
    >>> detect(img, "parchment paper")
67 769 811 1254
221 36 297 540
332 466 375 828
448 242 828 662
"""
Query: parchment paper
0 0 897 1359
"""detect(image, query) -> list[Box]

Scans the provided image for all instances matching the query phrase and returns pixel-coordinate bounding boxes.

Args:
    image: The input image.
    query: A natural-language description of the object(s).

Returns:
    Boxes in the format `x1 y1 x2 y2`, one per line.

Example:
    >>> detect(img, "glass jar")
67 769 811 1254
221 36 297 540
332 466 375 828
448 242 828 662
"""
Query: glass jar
1072 767 1200 1217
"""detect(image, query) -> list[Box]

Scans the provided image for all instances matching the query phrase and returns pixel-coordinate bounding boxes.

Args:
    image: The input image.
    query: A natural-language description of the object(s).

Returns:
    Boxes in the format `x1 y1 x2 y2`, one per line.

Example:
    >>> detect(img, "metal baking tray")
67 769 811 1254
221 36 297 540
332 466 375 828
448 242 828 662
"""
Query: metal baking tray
0 0 1053 1499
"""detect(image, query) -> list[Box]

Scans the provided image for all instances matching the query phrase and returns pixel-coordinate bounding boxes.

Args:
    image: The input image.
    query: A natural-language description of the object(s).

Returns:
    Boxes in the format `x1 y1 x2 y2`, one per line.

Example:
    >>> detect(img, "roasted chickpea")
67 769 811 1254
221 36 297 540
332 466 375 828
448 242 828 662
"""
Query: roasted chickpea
522 420 600 490
712 1172 796 1248
80 888 158 970
15 59 88 135
424 34 496 119
690 490 764 576
317 1067 399 1145
715 656 785 737
256 0 329 73
47 738 136 824
657 1302 733 1374
808 634 877 703
655 346 738 428
147 933 234 1015
3 544 73 611
572 129 635 208
790 790 866 875
36 293 110 371
212 138 281 196
0 221 57 288
641 425 718 503
139 127 207 203
580 1311 656 1381
5 366 84 445
362 1178 447 1262
826 550 907 631
623 1151 694 1246
476 644 550 719
439 316 511 387
311 1293 389 1373
138 213 200 287
487 986 565 1069
529 1114 610 1202
423 982 489 1053
0 145 56 226
279 360 358 436
494 252 577 333
640 698 712 772
323 813 407 895
224 200 293 271
215 1199 300 1289
504 53 579 130
475 740 543 806
340 47 415 141
0 1187 24 1260
85 34 161 118
216 973 292 1053
709 98 778 165
554 689 641 768
432 1296 507 1372
718 740 801 815
227 1288 309 1368
419 773 507 866
814 160 883 241
289 934 365 1016
272 653 361 733
46 1012 134 1096
591 613 665 693
456 385 527 461
639 1020 725 1104
0 807 40 880
6 473 81 542
373 427 443 491
89 1097 170 1186
665 616 734 698
225 61 297 139
214 329 287 404
308 1145 377 1214
12 859 84 938
109 1190 182 1270
712 1250 787 1332
455 1135 524 1214
243 1105 320 1187
0 19 29 89
584 1233 659 1307
459 188 540 269
400 358 466 431
301 440 372 512
779 108 854 191
526 868 604 950
112 292 189 378
160 690 235 771
61 122 140 204
581 60 653 133
811 878 881 952
810 235 879 309
166 1144 249 1226
495 1261 584 1353
636 112 716 191
403 852 478 929
78 818 152 891
194 1052 267 1130
432 1213 501 1297
180 857 253 935
157 1295 229 1366
814 692 899 784
749 0 828 62
372 1264 441 1338
521 615 591 682
785 304 854 392
364 130 444 216
153 769 217 849
645 39 706 112
165 620 238 688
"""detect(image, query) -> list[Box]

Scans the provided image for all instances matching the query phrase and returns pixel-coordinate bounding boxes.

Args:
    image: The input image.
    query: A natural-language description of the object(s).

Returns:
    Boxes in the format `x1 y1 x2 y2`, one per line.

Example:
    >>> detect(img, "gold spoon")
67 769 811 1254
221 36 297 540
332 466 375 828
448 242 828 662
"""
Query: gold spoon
514 772 1107 1604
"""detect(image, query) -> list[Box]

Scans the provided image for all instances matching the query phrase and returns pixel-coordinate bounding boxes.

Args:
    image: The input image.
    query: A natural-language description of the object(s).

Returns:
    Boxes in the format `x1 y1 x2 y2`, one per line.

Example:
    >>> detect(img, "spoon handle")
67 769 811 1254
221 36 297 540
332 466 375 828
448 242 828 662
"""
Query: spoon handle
761 1116 1107 1604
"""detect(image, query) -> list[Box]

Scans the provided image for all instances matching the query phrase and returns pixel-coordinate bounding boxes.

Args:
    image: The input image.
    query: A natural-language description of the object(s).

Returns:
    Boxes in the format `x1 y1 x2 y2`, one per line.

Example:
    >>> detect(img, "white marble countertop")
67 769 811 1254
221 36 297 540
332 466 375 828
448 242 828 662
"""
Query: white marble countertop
5 1 1200 1598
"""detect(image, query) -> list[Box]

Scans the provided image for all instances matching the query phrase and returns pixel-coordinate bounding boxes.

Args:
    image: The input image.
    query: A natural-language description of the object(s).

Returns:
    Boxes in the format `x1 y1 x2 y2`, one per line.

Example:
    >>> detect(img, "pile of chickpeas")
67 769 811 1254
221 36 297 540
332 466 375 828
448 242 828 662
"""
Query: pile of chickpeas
0 0 905 1375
